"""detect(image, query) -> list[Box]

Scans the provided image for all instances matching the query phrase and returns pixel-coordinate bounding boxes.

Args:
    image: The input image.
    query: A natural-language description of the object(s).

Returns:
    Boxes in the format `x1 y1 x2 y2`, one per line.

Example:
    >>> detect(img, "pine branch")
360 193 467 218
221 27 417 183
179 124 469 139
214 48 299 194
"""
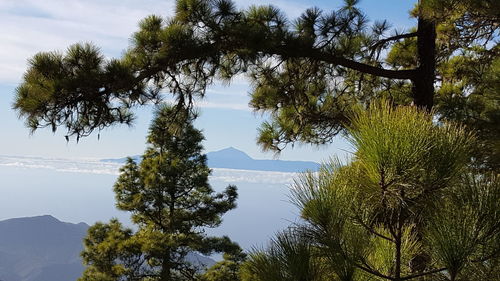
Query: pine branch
353 214 395 242
400 267 447 280
274 46 418 80
370 32 419 50
355 260 395 280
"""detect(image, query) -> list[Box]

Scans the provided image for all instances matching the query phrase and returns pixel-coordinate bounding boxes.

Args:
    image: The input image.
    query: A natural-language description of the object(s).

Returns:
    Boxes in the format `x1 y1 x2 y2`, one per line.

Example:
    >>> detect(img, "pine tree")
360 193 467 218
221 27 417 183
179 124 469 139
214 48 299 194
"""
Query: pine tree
199 250 246 281
79 105 240 281
12 0 499 170
241 103 500 281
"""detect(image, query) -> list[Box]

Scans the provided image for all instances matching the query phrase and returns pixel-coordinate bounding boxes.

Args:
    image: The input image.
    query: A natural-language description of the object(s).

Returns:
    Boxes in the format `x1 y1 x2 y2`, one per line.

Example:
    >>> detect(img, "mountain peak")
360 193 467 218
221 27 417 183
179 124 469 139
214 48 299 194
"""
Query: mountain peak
101 147 320 173
216 147 243 153
35 214 58 220
209 147 252 161
4 214 59 224
206 147 320 172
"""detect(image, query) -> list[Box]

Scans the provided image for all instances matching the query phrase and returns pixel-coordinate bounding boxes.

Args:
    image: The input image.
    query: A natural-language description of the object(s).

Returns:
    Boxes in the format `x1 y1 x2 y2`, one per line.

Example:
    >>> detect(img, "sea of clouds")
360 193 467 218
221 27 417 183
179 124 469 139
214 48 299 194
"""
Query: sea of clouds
0 155 299 184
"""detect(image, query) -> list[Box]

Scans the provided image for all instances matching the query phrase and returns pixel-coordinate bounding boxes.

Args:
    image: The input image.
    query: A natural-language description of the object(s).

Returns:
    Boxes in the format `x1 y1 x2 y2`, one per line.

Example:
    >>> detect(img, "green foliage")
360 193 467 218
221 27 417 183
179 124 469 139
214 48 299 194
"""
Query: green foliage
386 35 418 69
13 43 142 140
79 220 144 281
9 1 500 279
425 173 500 280
436 53 500 171
199 250 247 281
244 103 500 281
250 58 357 151
427 0 498 51
12 0 499 169
241 228 326 281
80 105 239 281
290 161 365 281
348 103 473 202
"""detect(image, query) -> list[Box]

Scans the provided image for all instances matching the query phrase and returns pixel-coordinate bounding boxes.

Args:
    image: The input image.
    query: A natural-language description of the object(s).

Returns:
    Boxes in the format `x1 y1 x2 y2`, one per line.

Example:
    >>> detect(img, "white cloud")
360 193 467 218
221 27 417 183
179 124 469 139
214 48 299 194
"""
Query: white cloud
194 100 252 112
0 0 309 110
0 155 298 184
0 155 122 175
0 0 174 84
210 168 297 184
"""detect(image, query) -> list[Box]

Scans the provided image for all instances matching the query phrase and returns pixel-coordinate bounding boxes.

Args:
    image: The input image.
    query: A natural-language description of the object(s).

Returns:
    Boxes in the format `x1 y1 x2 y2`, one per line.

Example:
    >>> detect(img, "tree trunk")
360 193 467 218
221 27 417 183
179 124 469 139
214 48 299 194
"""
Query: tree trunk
160 245 173 281
394 234 402 281
161 257 172 281
412 17 437 110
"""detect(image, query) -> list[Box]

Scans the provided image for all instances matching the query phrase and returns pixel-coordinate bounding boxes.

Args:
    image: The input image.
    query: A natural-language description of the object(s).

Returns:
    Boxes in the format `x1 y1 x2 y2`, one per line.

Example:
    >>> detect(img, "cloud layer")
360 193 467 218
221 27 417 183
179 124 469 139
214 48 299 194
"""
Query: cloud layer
0 155 298 184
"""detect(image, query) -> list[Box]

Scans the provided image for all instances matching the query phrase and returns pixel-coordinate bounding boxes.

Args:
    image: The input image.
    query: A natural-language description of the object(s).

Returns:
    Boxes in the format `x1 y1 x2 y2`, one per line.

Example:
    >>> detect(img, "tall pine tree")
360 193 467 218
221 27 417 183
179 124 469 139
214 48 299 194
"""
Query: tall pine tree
79 105 239 281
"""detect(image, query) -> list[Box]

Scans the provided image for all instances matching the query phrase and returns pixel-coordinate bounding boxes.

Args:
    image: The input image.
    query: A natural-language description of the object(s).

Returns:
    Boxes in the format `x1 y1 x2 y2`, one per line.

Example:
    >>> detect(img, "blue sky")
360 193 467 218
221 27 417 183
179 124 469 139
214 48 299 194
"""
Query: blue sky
0 0 416 162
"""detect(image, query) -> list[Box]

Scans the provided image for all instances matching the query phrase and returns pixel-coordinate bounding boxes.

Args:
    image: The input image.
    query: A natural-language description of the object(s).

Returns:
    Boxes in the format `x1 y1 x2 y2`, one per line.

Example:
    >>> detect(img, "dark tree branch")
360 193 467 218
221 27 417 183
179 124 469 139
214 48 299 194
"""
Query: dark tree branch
354 214 395 242
370 32 419 50
355 261 395 280
400 267 447 280
275 46 418 80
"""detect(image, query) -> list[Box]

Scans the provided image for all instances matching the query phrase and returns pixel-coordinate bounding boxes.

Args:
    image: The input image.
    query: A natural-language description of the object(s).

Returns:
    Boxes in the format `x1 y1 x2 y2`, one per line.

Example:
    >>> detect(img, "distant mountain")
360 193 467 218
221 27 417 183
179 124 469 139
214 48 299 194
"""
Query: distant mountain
102 147 320 173
0 215 87 281
206 147 320 172
0 216 215 281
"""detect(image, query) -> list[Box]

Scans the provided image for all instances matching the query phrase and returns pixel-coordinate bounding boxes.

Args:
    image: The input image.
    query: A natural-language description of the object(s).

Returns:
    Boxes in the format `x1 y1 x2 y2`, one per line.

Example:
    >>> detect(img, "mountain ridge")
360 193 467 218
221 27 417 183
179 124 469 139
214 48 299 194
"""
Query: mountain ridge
101 147 320 173
0 215 87 281
0 215 215 281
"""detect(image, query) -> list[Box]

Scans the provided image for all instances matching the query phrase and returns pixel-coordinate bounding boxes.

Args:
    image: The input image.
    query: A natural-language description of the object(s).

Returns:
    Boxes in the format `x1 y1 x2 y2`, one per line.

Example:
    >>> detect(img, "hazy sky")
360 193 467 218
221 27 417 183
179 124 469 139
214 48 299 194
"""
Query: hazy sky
0 0 416 162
